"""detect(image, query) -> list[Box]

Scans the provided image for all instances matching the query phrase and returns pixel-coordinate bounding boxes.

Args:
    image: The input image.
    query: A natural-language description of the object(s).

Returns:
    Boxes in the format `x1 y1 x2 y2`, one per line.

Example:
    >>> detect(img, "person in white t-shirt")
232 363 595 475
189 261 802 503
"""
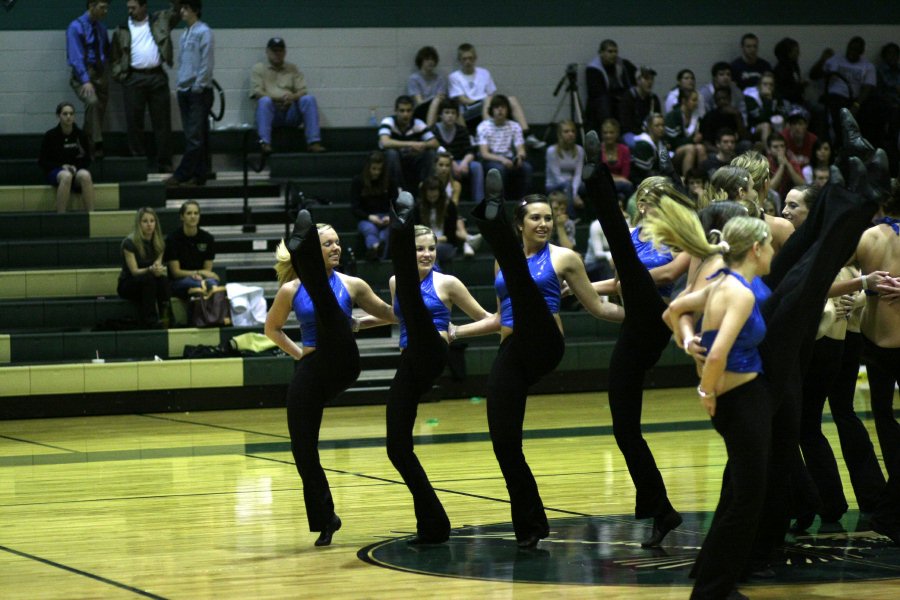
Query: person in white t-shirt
449 43 544 148
110 0 182 172
476 95 533 199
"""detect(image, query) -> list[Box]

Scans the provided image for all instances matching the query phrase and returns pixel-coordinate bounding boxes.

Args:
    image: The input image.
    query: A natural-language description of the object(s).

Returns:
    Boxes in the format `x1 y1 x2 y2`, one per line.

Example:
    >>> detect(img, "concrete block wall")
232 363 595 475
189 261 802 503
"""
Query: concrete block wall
0 25 896 135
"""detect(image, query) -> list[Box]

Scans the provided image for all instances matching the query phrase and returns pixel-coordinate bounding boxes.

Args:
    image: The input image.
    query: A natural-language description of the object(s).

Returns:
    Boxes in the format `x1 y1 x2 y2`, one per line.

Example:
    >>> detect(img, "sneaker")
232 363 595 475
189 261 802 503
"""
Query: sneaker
466 233 483 251
525 134 546 149
307 142 326 153
259 140 273 155
463 242 475 257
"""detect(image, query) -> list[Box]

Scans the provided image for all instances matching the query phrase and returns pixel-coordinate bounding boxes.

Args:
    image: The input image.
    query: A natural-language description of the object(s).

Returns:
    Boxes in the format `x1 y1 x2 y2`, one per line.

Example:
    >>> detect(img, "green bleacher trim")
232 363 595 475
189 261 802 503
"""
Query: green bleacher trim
0 184 119 213
0 358 244 397
0 335 9 364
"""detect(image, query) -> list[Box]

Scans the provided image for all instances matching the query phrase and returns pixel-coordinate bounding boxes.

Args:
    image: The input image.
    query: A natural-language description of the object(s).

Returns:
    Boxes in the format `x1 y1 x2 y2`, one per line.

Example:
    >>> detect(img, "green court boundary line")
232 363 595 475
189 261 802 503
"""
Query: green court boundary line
2 409 890 467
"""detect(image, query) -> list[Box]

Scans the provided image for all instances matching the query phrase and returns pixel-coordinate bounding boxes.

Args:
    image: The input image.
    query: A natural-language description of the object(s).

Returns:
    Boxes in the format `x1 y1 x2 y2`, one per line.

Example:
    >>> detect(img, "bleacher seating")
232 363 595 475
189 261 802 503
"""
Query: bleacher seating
0 125 693 419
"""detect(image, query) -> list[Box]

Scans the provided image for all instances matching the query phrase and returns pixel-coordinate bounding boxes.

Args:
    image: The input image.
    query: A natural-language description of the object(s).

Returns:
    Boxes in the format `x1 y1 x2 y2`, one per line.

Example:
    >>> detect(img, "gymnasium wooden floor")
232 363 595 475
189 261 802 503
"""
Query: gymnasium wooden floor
1 386 897 599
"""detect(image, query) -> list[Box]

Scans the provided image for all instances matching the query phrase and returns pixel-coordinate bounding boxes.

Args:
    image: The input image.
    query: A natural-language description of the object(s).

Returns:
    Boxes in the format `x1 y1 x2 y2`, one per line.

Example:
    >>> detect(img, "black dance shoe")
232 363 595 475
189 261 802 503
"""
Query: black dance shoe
840 108 875 161
641 510 682 548
582 130 602 182
314 514 342 547
484 168 505 220
287 209 313 253
658 143 688 194
391 190 416 226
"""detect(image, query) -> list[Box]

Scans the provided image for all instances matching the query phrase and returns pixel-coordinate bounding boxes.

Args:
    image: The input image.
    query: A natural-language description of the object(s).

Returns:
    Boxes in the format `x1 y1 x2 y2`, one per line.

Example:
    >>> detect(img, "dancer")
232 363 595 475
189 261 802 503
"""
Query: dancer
582 136 690 547
456 170 621 549
660 214 774 600
791 183 886 522
265 213 395 546
385 193 496 544
856 178 900 545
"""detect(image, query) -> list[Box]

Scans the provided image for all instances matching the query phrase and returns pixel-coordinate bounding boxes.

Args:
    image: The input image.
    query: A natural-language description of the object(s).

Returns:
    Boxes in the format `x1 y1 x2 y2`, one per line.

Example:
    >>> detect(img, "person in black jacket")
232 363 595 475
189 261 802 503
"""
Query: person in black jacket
38 102 95 213
351 151 400 261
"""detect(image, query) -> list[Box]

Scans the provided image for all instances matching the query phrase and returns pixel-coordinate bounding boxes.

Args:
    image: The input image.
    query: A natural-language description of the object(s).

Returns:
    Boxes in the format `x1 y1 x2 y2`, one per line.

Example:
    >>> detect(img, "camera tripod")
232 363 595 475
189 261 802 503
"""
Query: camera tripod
550 66 586 145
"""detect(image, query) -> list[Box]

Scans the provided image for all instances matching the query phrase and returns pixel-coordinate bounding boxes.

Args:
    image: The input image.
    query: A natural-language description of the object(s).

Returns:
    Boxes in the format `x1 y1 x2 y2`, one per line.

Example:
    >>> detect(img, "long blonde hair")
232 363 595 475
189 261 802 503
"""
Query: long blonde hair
645 196 769 265
272 224 336 286
632 176 696 226
130 207 165 260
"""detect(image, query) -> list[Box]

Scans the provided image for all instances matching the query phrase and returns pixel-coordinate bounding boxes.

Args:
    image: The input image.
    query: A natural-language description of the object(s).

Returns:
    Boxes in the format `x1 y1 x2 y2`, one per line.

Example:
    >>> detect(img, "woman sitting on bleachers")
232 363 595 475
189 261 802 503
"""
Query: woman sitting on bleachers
118 207 169 328
37 102 95 213
165 200 220 298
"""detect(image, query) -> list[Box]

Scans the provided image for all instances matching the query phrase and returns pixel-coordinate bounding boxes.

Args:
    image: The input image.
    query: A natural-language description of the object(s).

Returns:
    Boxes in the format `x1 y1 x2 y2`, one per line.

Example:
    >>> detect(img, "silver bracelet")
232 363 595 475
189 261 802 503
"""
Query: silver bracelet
697 385 715 399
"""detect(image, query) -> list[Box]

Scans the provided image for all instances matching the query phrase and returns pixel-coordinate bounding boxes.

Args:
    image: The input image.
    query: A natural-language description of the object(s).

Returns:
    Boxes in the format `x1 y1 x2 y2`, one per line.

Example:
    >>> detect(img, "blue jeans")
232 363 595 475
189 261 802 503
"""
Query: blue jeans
170 275 219 298
482 159 533 201
460 159 485 202
358 214 390 255
175 88 213 182
256 95 322 144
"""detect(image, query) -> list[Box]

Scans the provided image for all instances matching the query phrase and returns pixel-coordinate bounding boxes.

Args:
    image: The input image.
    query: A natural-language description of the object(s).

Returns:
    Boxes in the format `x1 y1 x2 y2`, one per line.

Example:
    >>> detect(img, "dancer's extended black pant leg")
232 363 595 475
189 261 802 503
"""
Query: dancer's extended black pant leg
473 205 564 542
286 226 361 532
585 164 674 520
386 222 451 539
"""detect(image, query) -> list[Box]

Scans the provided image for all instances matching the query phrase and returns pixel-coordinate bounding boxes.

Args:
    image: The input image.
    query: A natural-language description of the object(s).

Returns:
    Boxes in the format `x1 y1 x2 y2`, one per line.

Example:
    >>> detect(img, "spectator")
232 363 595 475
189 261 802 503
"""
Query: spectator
619 66 662 148
433 150 483 256
448 43 543 147
545 119 586 213
110 0 181 173
430 99 483 201
599 118 634 200
685 168 709 202
583 218 614 282
38 102 95 213
699 62 747 122
250 37 325 155
665 88 707 177
118 207 169 328
585 39 636 131
476 94 532 200
408 46 447 126
378 95 437 192
700 86 749 146
631 112 666 184
165 200 219 299
767 133 804 202
780 106 817 169
548 190 576 251
414 175 459 268
773 37 807 106
167 0 213 187
664 69 706 115
801 139 834 184
730 33 773 90
744 71 790 143
699 128 737 178
811 165 831 187
351 151 399 261
878 43 900 173
66 0 110 159
816 37 876 145
433 151 461 206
